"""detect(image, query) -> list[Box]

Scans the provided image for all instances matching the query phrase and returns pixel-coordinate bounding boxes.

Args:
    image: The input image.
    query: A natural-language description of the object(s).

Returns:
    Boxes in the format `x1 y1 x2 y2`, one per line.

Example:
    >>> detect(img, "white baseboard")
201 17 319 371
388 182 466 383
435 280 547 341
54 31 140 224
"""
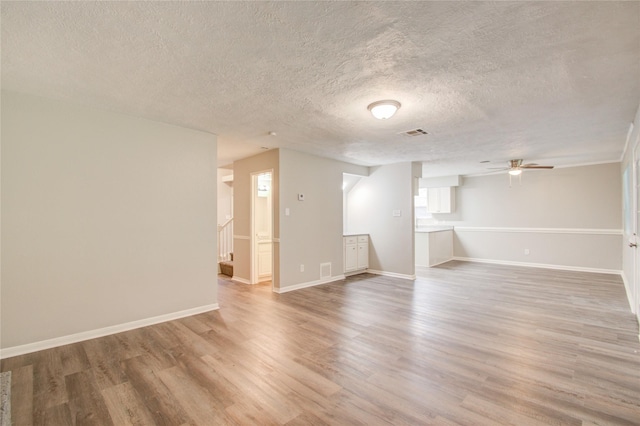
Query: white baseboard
274 275 346 294
344 268 368 277
366 269 416 280
0 303 219 359
453 257 622 275
231 276 251 285
620 271 636 313
453 226 622 235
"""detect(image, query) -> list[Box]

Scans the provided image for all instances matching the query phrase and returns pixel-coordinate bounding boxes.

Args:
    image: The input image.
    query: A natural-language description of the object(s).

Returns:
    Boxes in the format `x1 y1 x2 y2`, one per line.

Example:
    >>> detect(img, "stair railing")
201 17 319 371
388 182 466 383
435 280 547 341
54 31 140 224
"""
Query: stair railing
218 217 234 262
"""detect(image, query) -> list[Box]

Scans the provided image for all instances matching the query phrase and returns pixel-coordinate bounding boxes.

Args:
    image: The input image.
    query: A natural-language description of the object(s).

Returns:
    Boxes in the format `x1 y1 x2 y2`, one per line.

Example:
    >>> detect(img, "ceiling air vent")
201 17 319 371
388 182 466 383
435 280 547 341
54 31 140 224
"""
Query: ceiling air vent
399 128 428 137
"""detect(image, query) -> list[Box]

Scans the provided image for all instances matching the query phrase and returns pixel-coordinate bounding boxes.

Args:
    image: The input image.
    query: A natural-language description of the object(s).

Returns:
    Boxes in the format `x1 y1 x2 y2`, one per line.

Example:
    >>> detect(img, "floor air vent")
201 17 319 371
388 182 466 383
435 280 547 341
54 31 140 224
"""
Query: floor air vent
320 263 331 279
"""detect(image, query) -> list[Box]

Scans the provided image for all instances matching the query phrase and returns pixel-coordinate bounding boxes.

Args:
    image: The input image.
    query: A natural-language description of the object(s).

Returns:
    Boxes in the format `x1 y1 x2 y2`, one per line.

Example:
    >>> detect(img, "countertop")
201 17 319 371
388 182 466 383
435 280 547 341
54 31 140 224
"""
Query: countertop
415 226 454 233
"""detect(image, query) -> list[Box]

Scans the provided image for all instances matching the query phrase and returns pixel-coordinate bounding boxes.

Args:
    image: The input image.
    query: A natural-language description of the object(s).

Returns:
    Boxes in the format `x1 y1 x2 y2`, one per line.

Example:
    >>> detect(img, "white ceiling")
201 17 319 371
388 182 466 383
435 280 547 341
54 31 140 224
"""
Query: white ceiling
2 2 639 177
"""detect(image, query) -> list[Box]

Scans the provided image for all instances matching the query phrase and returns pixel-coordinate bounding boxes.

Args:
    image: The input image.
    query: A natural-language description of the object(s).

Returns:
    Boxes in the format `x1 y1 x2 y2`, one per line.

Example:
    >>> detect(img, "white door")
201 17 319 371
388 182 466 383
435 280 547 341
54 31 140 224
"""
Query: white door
633 139 640 318
251 171 273 285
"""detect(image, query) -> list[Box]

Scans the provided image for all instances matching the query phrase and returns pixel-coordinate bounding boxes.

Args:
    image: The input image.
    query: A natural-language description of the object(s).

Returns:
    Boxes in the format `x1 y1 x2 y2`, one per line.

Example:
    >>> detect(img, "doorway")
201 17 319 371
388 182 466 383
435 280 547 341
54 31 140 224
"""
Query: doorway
251 170 273 286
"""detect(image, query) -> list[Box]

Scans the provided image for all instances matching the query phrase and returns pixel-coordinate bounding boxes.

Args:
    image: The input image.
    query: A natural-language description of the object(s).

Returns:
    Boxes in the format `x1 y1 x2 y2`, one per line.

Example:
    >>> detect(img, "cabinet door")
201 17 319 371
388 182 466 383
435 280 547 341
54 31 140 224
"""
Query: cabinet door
438 188 451 212
426 188 441 213
426 187 453 213
357 243 368 269
344 244 357 272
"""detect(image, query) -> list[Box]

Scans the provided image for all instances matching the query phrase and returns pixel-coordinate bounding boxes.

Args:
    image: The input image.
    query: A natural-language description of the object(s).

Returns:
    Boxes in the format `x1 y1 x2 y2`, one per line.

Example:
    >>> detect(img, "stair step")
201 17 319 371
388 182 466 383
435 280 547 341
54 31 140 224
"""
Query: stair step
219 260 233 277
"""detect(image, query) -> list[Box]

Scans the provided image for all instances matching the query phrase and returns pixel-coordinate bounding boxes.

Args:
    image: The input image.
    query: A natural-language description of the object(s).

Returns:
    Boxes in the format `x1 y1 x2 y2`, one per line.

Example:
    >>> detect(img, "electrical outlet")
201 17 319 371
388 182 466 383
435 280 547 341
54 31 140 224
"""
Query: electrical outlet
300 264 304 272
524 249 530 255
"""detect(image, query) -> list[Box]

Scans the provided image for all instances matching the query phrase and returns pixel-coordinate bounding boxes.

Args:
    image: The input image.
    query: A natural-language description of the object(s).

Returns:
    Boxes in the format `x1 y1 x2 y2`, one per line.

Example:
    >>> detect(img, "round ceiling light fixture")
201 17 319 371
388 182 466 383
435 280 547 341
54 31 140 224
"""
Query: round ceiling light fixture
508 169 522 176
367 100 401 120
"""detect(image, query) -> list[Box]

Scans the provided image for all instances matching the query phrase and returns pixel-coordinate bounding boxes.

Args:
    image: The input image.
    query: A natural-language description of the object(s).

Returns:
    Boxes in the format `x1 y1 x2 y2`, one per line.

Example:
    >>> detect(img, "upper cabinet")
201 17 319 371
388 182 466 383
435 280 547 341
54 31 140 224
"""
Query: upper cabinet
426 187 455 213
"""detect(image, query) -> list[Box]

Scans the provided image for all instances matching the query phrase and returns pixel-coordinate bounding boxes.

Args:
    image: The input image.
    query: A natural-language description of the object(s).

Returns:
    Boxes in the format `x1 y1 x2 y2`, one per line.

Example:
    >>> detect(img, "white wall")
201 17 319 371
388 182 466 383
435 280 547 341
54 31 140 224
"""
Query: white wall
621 103 640 321
1 92 218 353
346 162 417 278
448 163 622 272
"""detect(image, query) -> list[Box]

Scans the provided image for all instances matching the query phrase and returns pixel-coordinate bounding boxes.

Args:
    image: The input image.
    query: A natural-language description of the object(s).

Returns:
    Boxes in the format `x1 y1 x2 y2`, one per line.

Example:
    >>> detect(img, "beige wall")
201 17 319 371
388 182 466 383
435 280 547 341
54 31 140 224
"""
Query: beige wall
278 150 346 288
1 91 218 350
346 162 417 277
447 162 622 272
232 148 367 290
232 149 279 283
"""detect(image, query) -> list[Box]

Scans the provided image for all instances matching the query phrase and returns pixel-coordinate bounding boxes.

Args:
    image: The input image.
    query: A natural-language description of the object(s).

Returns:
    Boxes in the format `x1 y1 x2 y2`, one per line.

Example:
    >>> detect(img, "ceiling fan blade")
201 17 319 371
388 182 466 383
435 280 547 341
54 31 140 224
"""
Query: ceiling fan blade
522 163 538 167
487 167 509 170
521 165 554 169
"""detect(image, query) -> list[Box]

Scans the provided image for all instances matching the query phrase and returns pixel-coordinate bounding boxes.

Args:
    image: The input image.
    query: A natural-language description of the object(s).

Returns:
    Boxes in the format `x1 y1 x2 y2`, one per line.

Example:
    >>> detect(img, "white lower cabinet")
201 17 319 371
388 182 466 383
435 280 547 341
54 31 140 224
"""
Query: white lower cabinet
344 235 368 274
344 239 358 271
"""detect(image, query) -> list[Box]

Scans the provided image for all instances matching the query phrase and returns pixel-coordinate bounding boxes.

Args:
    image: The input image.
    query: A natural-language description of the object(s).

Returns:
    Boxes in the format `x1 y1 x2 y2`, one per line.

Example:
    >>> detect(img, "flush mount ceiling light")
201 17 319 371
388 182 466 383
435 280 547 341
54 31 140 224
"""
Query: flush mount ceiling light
367 100 401 120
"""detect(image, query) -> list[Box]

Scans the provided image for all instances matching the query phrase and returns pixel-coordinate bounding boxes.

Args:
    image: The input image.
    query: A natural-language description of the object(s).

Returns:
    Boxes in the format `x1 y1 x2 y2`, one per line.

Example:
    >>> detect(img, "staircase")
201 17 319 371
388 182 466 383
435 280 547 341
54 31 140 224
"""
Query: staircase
218 218 234 277
219 252 234 277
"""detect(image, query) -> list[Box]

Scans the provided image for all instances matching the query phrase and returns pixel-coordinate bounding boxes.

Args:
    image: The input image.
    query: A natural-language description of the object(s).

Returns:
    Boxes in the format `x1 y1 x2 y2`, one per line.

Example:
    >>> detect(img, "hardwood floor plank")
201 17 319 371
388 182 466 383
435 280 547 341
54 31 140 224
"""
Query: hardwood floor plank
122 356 193 426
156 366 236 425
10 365 33 426
81 337 128 391
101 382 156 426
32 349 67 410
200 354 302 424
223 399 281 425
462 392 568 426
2 262 639 425
58 344 92 377
172 352 239 408
65 370 114 426
40 403 72 426
125 328 179 373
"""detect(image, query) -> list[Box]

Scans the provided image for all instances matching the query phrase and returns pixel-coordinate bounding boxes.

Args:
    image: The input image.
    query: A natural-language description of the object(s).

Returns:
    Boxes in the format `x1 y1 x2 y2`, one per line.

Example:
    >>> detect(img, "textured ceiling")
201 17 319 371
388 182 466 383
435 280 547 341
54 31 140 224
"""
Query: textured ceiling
2 1 639 176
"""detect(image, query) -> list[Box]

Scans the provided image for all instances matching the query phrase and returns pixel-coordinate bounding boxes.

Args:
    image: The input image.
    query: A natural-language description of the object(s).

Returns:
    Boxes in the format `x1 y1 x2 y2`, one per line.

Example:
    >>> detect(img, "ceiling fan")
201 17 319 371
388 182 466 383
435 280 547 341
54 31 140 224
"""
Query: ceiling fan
490 159 554 176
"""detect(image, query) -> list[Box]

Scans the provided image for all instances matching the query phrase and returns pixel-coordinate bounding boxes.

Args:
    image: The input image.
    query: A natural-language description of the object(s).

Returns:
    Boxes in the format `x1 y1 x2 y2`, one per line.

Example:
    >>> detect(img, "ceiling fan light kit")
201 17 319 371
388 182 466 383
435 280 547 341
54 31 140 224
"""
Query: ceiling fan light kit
487 159 555 184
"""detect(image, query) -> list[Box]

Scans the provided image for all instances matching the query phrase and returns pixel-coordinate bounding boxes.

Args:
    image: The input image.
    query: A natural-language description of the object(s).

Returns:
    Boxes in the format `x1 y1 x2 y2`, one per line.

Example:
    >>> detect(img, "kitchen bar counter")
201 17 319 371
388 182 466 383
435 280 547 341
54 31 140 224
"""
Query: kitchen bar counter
415 227 453 267
415 226 453 233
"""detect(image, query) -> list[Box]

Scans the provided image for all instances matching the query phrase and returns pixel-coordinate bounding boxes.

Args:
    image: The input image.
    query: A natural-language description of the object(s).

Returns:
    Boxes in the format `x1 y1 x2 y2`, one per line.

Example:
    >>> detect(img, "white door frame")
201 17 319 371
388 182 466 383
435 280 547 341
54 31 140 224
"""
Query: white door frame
250 169 274 288
632 135 640 323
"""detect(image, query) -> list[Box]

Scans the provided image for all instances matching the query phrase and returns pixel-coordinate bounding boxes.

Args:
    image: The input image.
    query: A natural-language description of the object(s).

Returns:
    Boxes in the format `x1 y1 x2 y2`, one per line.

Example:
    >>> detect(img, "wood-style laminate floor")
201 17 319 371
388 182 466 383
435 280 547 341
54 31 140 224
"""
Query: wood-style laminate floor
2 261 640 425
